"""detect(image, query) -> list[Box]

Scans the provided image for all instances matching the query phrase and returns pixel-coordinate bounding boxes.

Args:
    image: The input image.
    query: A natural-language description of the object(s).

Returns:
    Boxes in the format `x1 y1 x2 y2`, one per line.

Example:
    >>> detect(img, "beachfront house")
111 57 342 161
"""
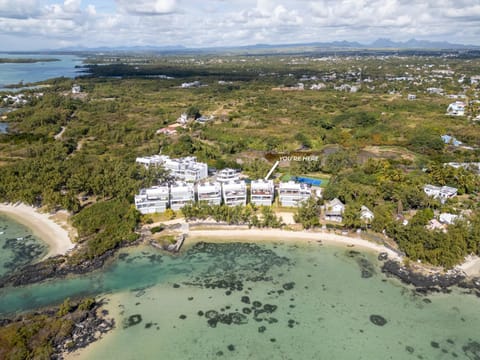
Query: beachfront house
216 168 240 183
222 180 247 206
134 186 169 214
197 182 222 205
170 182 195 211
250 179 274 206
324 198 345 223
360 205 374 223
423 184 458 203
278 181 311 207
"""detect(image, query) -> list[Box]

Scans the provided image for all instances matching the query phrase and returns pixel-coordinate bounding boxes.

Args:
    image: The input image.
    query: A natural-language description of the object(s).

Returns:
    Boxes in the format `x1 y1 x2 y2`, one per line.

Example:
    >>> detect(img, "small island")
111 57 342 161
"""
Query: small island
0 58 60 64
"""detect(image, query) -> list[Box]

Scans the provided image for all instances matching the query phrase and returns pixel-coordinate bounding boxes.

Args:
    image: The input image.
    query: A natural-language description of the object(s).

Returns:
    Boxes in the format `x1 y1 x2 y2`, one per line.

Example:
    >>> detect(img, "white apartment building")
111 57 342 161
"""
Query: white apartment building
222 180 247 206
216 168 240 183
134 186 169 214
170 182 195 211
135 154 166 168
163 156 208 182
278 181 311 207
135 155 208 182
197 182 222 205
250 179 274 206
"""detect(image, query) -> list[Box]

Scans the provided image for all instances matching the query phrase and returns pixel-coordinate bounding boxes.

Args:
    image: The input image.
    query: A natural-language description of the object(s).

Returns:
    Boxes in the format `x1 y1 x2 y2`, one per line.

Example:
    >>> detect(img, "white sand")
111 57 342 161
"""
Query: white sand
188 228 403 261
457 255 480 277
0 203 75 259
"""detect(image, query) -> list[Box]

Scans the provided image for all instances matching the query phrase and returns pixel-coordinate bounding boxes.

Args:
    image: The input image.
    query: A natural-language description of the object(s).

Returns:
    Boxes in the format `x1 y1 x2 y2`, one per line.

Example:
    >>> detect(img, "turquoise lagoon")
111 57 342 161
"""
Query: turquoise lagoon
0 215 47 276
0 240 479 360
0 54 84 90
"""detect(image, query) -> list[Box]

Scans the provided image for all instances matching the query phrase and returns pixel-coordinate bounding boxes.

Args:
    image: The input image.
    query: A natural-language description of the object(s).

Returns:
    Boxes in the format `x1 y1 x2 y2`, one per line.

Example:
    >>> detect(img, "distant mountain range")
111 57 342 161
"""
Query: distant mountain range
40 38 480 54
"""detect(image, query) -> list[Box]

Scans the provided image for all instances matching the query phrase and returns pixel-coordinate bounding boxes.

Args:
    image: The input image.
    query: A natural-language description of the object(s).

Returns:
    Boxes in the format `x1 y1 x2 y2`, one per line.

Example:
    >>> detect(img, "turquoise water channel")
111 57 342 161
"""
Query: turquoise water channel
0 238 478 360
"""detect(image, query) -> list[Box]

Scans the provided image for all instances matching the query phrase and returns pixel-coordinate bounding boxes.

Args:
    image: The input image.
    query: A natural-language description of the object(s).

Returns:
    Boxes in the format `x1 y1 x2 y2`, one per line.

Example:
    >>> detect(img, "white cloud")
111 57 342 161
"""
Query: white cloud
116 0 177 15
0 0 40 19
2 0 480 50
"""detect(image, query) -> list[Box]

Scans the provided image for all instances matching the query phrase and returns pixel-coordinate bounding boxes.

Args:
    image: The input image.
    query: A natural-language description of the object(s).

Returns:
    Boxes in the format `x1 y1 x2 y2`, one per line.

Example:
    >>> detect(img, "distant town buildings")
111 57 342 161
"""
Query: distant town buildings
446 101 466 116
72 84 81 94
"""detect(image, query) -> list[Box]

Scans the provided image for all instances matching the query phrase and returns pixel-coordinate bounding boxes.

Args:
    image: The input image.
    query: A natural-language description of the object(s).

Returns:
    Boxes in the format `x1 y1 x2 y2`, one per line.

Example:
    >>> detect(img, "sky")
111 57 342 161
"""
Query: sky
1 0 480 50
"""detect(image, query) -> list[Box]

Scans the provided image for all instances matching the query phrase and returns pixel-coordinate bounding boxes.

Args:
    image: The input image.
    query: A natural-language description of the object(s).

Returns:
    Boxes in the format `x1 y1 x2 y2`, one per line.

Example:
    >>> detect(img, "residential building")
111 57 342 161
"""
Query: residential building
278 181 311 207
439 213 459 225
250 179 274 206
163 156 208 182
197 182 222 205
360 206 374 222
446 101 465 116
170 182 195 211
135 155 208 182
72 84 81 94
216 168 240 183
407 94 416 100
324 198 345 222
423 185 458 202
441 134 462 147
222 180 247 206
135 154 166 168
134 186 169 214
445 162 480 174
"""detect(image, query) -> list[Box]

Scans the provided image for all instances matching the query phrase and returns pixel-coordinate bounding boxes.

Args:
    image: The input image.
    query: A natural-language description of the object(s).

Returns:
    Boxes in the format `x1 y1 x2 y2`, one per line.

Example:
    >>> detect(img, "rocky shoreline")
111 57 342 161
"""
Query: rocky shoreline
0 248 117 288
380 257 480 297
0 299 114 360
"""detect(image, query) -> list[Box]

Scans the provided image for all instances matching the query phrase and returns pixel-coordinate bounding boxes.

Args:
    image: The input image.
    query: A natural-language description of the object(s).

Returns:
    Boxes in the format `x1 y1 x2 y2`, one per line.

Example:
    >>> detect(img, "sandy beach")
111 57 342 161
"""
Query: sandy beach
0 203 75 259
187 228 403 261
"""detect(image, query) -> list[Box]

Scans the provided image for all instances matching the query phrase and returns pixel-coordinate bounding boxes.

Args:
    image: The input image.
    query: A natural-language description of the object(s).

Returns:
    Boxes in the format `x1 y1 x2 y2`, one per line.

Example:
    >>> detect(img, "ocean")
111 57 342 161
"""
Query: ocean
0 240 478 360
0 53 84 91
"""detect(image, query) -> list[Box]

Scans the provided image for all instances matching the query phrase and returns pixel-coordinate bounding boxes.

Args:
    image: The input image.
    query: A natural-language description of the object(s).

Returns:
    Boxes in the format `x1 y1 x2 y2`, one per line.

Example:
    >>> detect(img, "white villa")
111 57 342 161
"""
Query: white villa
216 168 240 183
278 181 311 207
324 198 345 223
250 179 275 206
197 182 222 205
423 184 458 202
446 101 465 116
134 186 169 214
222 180 247 207
135 155 208 182
360 205 374 222
170 182 195 211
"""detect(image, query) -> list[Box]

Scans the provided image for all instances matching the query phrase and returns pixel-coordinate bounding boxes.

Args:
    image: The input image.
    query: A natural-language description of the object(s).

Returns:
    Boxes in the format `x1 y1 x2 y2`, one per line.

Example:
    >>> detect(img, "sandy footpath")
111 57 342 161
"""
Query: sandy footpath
187 228 403 261
0 203 75 259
